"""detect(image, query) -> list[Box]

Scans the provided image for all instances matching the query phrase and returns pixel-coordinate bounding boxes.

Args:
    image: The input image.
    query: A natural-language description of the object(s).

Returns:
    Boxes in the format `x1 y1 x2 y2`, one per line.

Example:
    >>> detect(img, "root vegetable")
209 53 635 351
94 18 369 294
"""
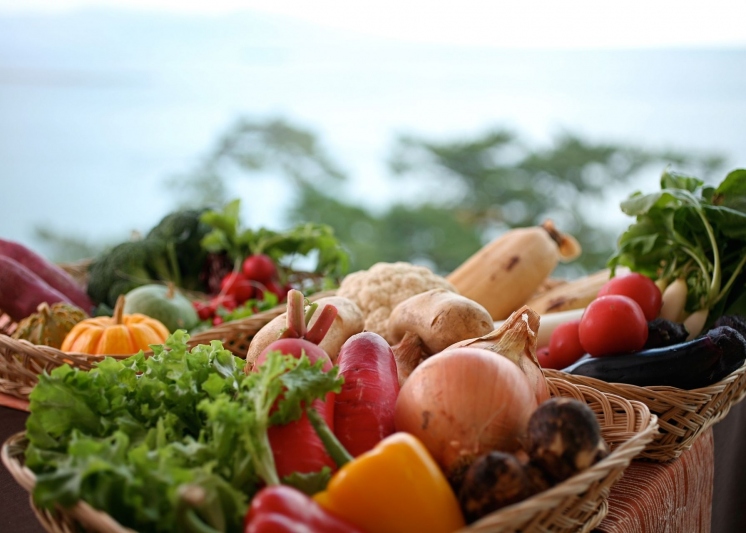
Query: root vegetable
457 451 538 523
524 398 608 483
245 294 363 369
659 277 688 322
334 332 400 457
525 268 620 314
448 305 550 405
250 290 340 477
307 296 365 362
388 289 494 354
394 347 538 474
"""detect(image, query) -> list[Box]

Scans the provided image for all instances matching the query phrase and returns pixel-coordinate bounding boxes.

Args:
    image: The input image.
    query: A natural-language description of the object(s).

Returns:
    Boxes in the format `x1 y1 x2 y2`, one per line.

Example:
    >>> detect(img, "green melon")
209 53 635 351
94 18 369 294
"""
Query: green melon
123 283 199 333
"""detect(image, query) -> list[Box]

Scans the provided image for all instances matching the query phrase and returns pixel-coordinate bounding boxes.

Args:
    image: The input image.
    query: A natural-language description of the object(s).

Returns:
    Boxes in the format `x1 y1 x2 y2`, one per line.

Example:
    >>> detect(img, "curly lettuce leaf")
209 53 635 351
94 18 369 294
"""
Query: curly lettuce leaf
25 331 343 533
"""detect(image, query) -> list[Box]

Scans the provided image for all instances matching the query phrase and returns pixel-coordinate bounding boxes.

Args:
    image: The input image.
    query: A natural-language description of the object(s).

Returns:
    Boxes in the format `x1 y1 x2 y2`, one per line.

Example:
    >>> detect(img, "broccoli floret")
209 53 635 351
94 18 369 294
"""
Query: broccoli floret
147 208 211 290
86 239 177 308
86 210 213 308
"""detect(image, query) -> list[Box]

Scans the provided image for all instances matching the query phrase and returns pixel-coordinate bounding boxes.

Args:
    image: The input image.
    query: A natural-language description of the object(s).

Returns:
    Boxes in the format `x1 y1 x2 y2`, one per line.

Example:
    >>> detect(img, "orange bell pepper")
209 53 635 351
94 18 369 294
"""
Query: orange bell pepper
314 432 465 533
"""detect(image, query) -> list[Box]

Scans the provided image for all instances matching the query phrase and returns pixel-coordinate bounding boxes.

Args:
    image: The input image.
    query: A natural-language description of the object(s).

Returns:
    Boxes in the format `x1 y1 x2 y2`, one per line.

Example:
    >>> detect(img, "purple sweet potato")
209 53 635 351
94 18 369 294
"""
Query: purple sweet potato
0 255 73 322
0 238 92 312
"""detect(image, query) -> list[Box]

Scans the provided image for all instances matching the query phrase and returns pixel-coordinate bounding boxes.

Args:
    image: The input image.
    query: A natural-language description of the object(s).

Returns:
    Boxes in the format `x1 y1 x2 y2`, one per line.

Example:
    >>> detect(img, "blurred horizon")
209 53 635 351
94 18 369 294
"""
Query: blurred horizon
1 4 745 260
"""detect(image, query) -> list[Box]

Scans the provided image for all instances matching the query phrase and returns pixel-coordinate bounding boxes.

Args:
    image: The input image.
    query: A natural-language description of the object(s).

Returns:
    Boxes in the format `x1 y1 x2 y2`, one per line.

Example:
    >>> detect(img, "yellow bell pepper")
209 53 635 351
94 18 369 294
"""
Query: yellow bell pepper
314 432 465 533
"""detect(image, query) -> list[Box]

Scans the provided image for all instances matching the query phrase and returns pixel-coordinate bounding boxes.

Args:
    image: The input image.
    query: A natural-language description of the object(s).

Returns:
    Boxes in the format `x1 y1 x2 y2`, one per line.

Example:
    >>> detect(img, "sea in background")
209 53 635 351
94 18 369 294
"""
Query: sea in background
1 7 745 259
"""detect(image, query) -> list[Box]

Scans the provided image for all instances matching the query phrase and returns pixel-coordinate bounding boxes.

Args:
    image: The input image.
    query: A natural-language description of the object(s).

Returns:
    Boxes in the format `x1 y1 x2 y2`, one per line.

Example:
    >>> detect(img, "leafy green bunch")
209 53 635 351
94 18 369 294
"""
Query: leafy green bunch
24 331 342 533
609 168 746 325
200 199 350 288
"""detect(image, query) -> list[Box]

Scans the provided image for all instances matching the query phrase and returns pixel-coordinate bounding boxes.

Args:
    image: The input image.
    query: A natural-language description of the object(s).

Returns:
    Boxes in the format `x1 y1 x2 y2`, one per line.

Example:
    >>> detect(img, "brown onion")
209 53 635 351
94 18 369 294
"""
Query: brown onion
394 347 538 474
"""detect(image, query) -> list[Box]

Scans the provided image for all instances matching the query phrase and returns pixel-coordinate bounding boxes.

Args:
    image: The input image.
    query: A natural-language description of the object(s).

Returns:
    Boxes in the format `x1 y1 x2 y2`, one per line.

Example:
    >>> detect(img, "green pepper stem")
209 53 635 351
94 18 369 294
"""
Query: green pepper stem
306 406 353 468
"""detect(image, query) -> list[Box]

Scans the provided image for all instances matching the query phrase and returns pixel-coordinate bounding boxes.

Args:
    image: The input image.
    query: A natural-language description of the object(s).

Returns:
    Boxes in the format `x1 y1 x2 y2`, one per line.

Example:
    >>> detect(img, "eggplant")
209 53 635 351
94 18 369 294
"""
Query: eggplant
563 326 746 389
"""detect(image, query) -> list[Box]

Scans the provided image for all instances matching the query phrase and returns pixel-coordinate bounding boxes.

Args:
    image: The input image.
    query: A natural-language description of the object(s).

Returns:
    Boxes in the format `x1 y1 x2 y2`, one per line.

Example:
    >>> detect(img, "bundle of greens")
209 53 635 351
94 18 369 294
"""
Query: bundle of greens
200 199 350 294
609 168 746 331
24 331 342 532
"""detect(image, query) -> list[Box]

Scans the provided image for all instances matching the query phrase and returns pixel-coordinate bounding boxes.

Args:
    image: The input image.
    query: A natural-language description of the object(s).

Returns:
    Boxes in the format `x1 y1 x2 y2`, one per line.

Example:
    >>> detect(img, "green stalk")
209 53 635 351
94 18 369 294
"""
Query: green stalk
306 405 353 468
682 189 722 306
715 252 746 305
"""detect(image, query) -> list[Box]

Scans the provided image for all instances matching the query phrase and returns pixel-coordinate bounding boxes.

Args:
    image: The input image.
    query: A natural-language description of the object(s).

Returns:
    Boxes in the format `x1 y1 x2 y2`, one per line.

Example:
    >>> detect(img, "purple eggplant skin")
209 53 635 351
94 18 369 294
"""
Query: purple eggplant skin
562 326 746 390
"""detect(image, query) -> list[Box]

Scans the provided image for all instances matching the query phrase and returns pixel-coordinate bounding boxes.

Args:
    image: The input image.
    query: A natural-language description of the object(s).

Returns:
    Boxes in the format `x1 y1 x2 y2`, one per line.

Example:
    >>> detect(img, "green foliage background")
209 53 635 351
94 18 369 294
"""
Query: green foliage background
40 117 725 278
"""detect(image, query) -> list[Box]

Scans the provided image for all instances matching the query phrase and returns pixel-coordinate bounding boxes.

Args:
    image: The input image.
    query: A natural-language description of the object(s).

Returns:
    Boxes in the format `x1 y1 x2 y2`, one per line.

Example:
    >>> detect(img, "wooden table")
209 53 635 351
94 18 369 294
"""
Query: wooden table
1 404 742 533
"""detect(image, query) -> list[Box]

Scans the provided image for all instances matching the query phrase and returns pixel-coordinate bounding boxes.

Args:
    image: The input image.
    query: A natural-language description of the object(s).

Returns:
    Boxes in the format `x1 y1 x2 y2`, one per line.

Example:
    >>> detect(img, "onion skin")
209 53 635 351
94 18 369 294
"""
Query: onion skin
394 347 538 473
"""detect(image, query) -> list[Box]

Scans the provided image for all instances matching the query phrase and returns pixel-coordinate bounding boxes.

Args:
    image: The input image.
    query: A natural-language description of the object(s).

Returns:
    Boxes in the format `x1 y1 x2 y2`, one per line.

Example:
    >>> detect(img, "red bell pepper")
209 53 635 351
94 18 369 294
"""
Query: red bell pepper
244 485 365 533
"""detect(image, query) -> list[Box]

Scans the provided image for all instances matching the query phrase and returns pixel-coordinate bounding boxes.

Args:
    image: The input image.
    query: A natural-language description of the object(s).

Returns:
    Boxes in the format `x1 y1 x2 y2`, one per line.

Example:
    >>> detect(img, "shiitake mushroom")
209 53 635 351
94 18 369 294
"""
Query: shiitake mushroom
524 397 609 483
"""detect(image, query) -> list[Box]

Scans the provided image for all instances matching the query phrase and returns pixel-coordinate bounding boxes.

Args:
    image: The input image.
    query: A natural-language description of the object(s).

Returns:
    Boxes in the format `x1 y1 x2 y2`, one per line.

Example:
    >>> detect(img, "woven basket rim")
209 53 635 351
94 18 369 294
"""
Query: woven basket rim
544 361 746 462
1 376 657 533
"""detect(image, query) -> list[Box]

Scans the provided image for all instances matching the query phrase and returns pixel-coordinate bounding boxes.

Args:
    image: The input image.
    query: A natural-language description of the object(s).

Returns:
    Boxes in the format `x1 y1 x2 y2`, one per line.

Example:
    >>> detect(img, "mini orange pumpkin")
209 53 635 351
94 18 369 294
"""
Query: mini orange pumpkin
61 295 170 355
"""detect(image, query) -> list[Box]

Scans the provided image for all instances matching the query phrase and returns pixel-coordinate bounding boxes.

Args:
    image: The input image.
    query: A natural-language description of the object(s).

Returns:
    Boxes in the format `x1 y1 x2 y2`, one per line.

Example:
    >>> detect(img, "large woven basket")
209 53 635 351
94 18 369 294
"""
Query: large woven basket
545 362 746 462
2 376 657 533
0 290 336 402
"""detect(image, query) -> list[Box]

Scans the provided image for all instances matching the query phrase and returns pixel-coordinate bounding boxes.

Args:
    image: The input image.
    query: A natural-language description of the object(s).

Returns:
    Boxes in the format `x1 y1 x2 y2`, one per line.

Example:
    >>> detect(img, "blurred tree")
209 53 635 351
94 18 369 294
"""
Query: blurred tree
381 129 725 276
164 118 726 277
165 117 346 209
36 116 726 277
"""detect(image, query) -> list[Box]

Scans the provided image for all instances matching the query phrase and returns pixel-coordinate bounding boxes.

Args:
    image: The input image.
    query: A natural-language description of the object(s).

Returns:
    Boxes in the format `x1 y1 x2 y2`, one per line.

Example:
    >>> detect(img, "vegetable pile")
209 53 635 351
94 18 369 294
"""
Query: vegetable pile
1 199 350 356
10 166 746 532
533 168 746 389
24 289 611 532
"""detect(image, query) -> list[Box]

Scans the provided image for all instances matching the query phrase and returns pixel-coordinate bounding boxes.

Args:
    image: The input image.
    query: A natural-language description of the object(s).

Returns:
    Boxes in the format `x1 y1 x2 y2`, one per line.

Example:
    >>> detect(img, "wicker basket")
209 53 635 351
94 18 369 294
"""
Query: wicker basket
545 362 746 462
2 376 657 533
0 290 337 402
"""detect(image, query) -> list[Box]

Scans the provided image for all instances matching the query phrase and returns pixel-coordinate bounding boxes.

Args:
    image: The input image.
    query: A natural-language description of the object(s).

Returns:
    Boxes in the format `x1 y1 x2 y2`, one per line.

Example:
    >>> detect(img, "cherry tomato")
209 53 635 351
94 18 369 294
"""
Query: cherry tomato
542 320 585 369
597 273 662 321
579 295 648 357
220 272 255 303
242 254 277 283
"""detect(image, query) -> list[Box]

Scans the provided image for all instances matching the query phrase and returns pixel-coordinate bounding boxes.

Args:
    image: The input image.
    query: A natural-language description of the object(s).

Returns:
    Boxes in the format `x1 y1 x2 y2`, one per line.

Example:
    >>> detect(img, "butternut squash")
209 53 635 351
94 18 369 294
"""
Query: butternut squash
446 220 581 321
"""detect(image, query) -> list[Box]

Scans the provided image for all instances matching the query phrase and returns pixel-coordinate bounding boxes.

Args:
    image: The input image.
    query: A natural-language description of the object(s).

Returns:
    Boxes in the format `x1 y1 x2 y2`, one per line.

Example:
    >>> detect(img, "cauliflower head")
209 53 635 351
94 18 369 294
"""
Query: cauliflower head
336 261 457 344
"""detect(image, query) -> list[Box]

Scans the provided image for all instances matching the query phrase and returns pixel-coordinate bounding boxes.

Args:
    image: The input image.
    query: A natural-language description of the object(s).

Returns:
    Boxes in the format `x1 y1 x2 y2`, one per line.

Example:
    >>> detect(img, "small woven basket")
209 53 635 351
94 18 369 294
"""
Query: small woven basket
0 290 336 402
545 362 746 462
2 376 657 533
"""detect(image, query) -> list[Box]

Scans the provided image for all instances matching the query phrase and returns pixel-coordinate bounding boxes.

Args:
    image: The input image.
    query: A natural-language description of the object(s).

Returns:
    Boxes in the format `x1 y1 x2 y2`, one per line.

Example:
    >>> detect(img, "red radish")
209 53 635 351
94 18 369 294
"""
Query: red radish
243 254 277 283
252 289 340 477
334 332 400 457
220 272 255 303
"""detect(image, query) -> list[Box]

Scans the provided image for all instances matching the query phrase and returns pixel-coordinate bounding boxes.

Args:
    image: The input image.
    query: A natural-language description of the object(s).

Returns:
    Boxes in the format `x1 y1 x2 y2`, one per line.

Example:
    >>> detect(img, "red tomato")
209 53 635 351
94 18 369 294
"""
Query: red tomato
542 320 585 369
242 254 277 283
220 272 255 303
579 295 648 357
597 273 662 321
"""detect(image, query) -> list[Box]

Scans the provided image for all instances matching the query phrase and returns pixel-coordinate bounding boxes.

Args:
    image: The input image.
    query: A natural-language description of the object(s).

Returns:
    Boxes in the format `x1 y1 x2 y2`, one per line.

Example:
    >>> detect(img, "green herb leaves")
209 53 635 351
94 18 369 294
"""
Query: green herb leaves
609 168 746 325
25 332 342 533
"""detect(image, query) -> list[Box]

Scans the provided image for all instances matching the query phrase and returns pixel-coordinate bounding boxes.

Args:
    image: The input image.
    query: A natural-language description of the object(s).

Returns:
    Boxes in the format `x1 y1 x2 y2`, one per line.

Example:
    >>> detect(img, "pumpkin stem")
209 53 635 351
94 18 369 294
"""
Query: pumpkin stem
36 301 52 318
113 295 126 325
166 282 176 299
